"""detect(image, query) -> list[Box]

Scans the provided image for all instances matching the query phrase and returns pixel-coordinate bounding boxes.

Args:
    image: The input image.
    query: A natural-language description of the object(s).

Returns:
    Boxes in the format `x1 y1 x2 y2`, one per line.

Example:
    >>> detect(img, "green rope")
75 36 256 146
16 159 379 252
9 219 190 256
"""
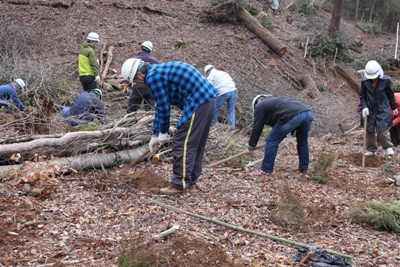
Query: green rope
148 198 353 262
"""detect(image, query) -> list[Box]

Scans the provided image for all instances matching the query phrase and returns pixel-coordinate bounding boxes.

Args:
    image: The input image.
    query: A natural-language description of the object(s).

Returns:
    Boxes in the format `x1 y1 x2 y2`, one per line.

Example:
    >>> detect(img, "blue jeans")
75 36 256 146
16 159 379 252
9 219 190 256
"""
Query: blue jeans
261 110 314 173
211 91 238 130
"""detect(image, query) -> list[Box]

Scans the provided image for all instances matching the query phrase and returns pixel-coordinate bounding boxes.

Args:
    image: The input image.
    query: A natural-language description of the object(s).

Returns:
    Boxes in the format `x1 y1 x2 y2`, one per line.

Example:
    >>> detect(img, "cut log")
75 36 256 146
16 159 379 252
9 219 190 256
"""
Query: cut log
0 146 150 175
236 6 287 57
102 46 115 78
300 75 322 100
335 65 361 94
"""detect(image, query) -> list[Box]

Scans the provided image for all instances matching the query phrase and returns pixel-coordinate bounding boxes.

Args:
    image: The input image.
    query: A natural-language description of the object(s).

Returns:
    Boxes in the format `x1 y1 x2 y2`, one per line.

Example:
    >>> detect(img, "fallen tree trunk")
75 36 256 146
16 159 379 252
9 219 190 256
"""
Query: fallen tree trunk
0 146 150 175
236 5 287 57
335 65 361 94
300 75 322 100
102 46 115 78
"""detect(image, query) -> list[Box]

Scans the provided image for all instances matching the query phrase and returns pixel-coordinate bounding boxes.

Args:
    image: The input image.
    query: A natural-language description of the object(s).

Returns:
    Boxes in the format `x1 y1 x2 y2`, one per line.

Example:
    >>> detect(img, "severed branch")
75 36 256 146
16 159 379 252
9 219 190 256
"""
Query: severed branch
153 225 179 240
102 46 115 78
297 251 314 266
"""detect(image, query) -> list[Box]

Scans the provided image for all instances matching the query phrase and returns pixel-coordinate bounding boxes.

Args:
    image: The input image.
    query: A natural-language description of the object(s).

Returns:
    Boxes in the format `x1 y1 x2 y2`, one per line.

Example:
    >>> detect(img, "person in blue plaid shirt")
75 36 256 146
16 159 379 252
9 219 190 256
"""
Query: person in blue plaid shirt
122 59 218 195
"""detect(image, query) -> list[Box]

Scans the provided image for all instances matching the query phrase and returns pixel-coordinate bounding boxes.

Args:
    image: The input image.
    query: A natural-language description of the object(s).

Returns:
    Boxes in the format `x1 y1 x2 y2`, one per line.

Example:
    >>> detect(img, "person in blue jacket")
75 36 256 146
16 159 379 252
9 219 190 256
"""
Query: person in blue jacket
122 59 218 195
0 79 26 111
127 41 159 113
62 89 105 127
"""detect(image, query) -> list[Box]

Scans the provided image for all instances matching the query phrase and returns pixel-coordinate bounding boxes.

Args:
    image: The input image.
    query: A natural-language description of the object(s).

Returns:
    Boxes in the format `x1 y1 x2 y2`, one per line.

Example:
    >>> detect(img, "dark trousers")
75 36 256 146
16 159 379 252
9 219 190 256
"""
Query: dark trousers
79 75 98 92
170 99 216 190
390 124 400 147
127 87 155 113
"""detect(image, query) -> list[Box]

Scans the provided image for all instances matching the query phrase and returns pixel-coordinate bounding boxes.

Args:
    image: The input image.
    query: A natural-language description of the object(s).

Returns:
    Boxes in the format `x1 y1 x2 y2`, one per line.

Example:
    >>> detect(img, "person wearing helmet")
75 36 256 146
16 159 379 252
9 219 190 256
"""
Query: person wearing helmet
204 65 238 131
78 32 101 92
61 89 105 127
127 41 159 113
246 96 313 176
0 79 26 111
360 60 397 156
121 58 218 195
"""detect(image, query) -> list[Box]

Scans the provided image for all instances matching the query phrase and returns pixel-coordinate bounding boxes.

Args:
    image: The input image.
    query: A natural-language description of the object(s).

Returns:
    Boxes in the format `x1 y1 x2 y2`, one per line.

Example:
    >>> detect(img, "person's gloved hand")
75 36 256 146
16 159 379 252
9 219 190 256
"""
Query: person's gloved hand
95 75 101 82
362 108 369 118
394 108 398 117
158 133 170 145
149 135 158 153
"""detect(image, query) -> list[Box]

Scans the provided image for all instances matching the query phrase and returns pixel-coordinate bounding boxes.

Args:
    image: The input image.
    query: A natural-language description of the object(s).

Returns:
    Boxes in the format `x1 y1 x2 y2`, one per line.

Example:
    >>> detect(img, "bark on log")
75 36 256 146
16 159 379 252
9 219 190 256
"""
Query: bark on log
335 65 361 94
102 46 115 78
236 6 287 57
300 75 322 100
0 128 131 156
0 146 150 175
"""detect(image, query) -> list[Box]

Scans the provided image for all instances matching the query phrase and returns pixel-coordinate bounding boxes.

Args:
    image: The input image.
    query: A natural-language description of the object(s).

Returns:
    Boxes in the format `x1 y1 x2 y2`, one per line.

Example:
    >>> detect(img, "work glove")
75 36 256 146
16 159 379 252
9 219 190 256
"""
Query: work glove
149 135 158 153
394 108 398 117
362 108 369 118
158 133 170 145
95 75 101 82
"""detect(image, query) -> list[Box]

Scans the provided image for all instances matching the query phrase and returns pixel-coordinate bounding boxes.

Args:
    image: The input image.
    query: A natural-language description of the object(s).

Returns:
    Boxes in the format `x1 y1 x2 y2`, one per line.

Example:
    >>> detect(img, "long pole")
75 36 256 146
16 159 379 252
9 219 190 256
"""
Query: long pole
395 22 399 60
362 115 367 168
148 199 353 261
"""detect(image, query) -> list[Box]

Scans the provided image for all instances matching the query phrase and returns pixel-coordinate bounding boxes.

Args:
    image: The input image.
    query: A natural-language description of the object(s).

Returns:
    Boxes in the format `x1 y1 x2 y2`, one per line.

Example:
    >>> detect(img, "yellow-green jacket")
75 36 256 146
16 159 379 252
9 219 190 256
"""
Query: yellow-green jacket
78 42 99 76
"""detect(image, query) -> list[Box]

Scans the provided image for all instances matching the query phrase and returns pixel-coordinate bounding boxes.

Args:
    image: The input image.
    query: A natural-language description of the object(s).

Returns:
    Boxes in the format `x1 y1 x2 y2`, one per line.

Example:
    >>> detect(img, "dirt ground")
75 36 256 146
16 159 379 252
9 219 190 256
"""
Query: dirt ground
1 0 400 266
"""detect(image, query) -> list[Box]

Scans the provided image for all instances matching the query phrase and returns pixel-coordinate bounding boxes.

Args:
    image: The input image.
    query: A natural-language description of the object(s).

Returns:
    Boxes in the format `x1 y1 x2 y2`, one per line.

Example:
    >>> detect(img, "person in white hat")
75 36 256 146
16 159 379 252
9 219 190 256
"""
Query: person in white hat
78 32 101 92
127 41 159 113
360 60 397 156
0 79 26 111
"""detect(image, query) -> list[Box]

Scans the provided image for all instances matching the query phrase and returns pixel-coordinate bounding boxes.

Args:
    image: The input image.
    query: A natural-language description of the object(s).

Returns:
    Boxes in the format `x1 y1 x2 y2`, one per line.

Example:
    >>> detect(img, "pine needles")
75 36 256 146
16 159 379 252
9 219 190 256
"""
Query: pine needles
350 201 400 233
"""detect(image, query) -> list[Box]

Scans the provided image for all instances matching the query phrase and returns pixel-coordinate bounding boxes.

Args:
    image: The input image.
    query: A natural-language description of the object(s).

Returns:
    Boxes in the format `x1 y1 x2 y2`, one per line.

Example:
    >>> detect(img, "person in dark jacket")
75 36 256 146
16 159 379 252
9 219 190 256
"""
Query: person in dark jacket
390 93 400 146
121 58 218 195
127 41 159 113
246 95 314 176
62 89 105 127
78 32 100 92
0 79 26 111
360 60 397 155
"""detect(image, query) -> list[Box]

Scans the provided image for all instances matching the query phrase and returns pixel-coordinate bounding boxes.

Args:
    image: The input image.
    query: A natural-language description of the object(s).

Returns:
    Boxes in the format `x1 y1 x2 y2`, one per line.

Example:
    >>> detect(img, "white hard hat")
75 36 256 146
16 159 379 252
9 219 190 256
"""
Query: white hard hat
14 78 25 89
252 94 272 113
141 41 153 52
364 60 381 79
87 32 100 42
121 58 143 84
204 65 214 74
91 89 103 100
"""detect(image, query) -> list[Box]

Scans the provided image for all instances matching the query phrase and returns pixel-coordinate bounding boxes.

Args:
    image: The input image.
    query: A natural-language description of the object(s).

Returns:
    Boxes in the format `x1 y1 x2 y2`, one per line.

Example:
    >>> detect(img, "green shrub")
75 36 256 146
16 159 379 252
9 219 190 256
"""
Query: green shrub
273 182 305 227
349 201 400 233
258 15 275 30
290 0 317 16
309 34 354 63
356 21 382 35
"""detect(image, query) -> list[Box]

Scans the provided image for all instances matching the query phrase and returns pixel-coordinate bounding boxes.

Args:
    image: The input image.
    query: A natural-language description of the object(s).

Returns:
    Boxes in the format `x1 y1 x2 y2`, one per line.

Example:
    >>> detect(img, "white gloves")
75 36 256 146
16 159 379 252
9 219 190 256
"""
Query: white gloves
149 136 158 153
95 75 101 82
158 133 170 144
394 109 399 117
149 133 170 152
362 108 369 118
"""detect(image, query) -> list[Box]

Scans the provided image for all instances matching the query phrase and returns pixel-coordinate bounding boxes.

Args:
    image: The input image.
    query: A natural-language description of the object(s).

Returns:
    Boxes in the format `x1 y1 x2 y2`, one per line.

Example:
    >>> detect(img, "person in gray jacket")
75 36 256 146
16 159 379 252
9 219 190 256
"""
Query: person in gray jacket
0 79 26 111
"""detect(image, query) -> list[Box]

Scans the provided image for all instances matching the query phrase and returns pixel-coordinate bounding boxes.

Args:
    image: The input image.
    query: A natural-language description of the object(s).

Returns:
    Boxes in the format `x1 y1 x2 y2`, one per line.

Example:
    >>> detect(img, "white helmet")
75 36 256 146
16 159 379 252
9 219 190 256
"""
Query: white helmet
141 41 153 52
87 32 100 42
91 89 103 100
121 58 143 84
14 78 25 89
252 94 272 113
204 65 214 74
364 60 381 79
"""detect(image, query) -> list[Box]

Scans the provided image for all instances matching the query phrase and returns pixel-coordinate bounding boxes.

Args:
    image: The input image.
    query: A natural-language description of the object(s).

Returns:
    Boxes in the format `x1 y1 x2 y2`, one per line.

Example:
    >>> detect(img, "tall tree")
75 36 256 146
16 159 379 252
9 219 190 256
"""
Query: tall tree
329 0 344 38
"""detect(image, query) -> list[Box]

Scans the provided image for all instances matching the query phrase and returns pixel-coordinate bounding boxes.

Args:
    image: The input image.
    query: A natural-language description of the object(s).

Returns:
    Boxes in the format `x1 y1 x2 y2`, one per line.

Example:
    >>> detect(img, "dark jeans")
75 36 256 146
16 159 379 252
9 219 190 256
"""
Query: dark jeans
79 75 98 92
127 87 155 112
261 110 314 173
170 99 216 190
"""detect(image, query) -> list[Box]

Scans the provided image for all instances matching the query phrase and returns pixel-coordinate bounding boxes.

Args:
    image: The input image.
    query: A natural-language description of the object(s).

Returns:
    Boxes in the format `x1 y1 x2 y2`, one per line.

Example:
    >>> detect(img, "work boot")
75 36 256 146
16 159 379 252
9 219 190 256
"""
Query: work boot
159 185 185 195
365 151 377 156
386 147 394 155
292 168 308 174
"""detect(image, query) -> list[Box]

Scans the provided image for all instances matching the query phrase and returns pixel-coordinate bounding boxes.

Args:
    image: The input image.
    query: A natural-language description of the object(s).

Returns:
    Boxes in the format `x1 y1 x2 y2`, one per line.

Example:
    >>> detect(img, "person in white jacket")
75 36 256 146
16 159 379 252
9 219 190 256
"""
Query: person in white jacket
204 65 238 131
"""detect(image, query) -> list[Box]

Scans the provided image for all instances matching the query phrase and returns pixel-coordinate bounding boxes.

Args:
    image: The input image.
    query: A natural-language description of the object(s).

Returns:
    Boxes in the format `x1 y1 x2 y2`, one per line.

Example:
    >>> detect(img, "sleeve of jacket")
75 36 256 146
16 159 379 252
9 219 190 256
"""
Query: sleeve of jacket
248 108 265 148
94 98 106 123
11 91 26 111
359 80 368 109
88 50 99 76
384 79 396 110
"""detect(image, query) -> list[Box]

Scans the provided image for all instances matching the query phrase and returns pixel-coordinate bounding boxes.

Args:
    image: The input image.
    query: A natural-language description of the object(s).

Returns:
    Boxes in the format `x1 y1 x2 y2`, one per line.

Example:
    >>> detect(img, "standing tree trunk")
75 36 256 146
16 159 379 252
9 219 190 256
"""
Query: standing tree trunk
354 0 359 22
328 0 344 38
